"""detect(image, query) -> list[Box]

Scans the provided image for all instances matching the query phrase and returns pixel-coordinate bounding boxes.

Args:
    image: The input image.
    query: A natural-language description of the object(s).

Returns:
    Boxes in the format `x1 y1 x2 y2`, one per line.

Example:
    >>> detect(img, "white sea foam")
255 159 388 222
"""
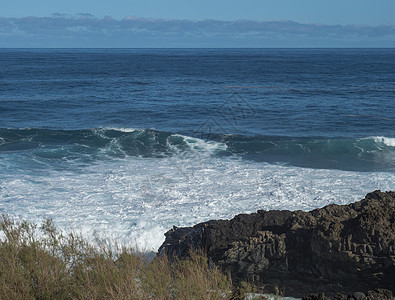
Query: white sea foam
372 136 395 147
0 155 394 251
171 134 228 154
104 127 138 133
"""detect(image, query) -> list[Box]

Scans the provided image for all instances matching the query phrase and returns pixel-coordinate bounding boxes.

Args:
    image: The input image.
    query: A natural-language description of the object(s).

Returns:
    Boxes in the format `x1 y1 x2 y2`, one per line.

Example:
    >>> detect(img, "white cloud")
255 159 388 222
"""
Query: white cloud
0 15 394 47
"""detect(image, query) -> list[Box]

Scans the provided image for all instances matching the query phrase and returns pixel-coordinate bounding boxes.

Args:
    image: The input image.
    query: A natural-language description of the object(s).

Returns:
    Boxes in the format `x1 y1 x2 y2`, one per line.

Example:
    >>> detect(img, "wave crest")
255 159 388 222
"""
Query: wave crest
371 136 395 147
0 128 393 172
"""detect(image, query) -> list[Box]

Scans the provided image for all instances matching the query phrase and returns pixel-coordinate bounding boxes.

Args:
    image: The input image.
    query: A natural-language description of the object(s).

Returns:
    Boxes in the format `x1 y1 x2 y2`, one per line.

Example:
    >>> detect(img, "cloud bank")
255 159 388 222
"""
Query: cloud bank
1 15 394 47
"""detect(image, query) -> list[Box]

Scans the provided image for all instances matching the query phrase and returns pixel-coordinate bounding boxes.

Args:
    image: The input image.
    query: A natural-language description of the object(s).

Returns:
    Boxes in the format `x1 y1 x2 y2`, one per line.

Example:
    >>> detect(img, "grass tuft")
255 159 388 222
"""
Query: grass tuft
0 214 261 299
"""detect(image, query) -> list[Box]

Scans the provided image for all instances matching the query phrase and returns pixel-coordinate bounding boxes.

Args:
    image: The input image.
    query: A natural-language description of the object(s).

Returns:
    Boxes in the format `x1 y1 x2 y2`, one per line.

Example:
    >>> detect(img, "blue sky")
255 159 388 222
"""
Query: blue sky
1 0 395 47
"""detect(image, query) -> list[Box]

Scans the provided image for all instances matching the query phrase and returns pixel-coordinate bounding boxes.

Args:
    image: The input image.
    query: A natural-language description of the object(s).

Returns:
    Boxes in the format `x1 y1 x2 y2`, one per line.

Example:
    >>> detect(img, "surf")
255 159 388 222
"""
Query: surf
0 128 393 172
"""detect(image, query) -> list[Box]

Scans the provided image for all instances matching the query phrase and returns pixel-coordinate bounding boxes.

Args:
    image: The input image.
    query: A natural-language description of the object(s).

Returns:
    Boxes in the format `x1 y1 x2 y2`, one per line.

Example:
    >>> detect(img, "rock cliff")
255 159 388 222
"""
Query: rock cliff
158 190 395 297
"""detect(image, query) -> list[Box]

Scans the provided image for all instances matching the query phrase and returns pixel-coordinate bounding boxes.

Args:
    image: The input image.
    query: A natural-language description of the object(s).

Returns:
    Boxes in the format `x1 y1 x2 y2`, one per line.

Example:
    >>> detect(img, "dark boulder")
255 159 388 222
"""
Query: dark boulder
158 190 395 298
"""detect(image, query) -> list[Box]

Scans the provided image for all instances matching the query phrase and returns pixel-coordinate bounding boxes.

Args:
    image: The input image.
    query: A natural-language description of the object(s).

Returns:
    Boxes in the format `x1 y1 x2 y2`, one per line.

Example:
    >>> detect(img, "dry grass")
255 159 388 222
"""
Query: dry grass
0 215 261 299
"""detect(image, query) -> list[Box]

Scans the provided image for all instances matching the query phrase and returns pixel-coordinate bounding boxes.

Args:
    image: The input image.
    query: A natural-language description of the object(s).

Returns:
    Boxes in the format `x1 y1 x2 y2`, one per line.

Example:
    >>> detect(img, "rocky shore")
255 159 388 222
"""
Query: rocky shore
158 190 395 298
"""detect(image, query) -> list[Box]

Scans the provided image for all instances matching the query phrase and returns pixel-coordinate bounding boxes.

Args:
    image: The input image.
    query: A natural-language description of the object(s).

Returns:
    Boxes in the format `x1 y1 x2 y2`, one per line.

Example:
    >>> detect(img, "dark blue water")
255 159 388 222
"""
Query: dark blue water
1 49 394 135
1 48 394 171
0 49 394 250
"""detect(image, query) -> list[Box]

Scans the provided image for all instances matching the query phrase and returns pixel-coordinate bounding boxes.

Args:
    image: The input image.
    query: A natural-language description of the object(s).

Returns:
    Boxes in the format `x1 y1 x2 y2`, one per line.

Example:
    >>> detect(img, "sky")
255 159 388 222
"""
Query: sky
1 0 395 47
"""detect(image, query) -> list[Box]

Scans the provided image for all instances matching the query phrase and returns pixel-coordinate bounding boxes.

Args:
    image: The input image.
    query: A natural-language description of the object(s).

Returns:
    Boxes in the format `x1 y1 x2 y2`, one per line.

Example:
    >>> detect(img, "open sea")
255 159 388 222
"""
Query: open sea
0 48 394 250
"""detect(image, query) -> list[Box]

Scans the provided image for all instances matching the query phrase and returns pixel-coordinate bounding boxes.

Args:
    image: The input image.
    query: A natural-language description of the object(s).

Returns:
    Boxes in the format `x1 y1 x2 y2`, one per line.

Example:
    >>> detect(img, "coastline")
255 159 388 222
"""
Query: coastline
1 190 393 299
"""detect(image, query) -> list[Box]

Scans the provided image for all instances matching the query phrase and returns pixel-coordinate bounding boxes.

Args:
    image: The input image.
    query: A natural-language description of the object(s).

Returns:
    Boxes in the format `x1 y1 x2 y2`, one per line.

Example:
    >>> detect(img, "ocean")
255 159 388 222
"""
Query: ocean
0 48 394 251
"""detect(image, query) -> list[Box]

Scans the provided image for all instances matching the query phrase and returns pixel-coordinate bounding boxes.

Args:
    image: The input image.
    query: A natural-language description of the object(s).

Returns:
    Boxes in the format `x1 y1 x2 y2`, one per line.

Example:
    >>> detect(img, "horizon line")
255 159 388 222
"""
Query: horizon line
2 47 395 49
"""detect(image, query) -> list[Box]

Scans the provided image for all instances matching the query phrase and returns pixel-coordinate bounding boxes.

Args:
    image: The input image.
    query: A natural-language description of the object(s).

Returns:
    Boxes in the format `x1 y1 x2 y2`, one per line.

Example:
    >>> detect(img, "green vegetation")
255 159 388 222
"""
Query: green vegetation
0 215 262 299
